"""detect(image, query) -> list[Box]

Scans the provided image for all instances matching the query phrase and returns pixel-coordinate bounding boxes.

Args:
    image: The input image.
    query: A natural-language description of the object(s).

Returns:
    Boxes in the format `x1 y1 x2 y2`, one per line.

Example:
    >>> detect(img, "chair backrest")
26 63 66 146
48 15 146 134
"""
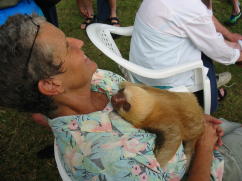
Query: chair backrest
86 23 211 114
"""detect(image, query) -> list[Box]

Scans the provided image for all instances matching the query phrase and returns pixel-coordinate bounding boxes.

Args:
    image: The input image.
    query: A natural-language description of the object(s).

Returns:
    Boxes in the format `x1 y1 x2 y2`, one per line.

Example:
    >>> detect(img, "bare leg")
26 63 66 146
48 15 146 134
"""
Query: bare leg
77 0 95 30
107 0 120 26
225 0 241 25
231 0 240 15
108 0 117 18
76 0 94 17
220 125 242 180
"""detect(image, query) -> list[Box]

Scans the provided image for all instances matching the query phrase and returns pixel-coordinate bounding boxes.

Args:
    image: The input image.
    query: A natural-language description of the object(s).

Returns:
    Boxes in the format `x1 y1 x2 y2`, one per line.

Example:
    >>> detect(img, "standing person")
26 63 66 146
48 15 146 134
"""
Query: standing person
77 0 120 30
129 0 242 113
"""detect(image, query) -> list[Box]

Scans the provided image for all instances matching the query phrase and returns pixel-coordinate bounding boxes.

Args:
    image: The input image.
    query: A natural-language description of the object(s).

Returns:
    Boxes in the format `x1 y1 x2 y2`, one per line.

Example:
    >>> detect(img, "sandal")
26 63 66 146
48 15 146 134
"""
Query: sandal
217 88 227 102
107 17 121 39
80 15 96 30
225 12 242 25
108 17 120 27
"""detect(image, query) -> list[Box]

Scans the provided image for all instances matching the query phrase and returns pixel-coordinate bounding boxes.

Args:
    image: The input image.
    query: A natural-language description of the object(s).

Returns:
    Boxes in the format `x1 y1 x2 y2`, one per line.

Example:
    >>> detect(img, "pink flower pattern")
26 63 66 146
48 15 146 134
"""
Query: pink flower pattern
132 165 141 175
139 173 148 181
147 158 160 171
101 136 147 155
68 119 79 130
91 121 112 132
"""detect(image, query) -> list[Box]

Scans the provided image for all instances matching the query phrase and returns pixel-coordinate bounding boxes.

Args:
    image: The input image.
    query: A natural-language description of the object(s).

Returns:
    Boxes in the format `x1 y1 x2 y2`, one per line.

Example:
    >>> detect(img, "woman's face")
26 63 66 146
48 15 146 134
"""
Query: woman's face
38 22 97 91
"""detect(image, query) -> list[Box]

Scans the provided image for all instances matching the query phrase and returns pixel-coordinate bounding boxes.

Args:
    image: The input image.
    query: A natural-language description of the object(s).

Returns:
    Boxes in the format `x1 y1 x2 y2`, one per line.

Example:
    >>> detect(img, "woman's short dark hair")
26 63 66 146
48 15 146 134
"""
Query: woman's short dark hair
0 14 63 116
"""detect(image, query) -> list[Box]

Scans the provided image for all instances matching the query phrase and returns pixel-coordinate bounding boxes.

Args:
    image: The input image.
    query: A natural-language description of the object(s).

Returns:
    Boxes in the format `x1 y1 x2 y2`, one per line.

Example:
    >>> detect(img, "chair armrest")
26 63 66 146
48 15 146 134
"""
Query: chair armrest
87 23 133 36
109 25 133 36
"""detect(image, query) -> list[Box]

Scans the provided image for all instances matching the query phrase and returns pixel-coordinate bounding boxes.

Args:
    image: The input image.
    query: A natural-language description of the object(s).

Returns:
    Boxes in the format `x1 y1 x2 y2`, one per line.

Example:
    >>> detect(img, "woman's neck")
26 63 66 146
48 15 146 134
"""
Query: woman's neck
53 88 109 117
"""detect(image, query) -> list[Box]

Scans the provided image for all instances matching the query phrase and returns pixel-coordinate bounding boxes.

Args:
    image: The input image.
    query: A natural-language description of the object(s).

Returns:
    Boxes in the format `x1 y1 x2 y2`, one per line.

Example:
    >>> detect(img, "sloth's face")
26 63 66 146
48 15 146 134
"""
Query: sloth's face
111 88 131 112
111 83 155 127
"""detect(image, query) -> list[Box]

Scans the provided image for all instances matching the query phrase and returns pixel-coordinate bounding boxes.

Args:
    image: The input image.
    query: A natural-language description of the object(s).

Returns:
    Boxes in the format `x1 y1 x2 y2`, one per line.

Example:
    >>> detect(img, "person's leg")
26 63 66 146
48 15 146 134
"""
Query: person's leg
219 118 241 135
219 122 242 180
194 53 218 113
34 0 59 27
107 0 120 26
231 0 240 15
108 0 117 18
77 0 95 30
226 0 241 25
76 0 94 17
41 5 59 27
96 0 110 23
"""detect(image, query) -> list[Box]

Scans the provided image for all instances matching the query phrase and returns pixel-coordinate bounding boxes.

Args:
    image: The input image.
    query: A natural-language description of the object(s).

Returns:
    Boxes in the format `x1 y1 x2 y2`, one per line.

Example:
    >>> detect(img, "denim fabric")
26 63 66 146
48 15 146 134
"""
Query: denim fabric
96 0 110 23
194 53 218 113
40 5 58 27
220 118 242 181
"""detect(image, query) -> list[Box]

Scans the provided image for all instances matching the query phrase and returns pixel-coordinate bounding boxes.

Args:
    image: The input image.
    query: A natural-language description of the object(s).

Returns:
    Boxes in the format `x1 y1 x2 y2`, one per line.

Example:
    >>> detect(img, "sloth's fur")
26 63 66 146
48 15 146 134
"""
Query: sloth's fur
111 82 204 167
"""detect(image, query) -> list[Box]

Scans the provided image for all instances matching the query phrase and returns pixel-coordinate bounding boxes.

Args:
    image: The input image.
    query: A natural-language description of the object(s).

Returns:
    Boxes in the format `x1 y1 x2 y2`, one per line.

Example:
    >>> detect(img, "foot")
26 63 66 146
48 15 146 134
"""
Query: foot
217 88 227 102
80 15 96 30
216 72 232 88
225 12 242 25
108 17 120 27
107 17 121 39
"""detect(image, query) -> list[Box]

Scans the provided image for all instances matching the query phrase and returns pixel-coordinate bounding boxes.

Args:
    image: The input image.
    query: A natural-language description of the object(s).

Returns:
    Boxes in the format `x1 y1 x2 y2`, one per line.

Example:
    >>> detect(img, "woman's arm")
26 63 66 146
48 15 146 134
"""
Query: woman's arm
212 15 242 42
187 122 219 181
31 113 50 127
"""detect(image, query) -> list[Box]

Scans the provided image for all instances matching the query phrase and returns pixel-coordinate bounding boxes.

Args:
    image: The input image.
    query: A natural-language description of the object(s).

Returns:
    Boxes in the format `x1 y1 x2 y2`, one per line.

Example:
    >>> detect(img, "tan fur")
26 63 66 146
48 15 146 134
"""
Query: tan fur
113 82 204 167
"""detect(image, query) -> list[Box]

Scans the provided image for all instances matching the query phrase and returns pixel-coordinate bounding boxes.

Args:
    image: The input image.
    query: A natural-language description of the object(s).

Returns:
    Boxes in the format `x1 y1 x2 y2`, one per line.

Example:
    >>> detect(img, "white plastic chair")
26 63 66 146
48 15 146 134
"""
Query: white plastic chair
86 23 211 114
54 139 72 181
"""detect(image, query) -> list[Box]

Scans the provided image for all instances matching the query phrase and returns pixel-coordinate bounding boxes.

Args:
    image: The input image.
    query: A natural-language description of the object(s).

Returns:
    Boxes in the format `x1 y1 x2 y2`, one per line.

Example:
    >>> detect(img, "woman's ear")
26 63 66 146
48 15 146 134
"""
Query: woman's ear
38 78 64 96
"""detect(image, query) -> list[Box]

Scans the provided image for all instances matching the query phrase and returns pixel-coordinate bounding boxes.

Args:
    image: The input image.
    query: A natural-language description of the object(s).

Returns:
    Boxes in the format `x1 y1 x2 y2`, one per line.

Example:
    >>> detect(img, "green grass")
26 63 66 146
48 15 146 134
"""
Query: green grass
0 0 241 180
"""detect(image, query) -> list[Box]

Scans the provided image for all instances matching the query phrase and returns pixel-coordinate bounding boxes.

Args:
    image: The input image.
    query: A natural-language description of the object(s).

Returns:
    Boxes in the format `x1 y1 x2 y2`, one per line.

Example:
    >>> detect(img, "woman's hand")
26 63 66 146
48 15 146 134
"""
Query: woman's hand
196 121 219 152
203 114 224 149
187 115 221 181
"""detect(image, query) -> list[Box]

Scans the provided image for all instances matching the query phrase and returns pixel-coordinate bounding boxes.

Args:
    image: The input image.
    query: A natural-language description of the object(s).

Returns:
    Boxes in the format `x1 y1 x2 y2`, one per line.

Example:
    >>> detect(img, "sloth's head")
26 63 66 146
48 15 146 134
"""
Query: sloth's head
111 82 155 127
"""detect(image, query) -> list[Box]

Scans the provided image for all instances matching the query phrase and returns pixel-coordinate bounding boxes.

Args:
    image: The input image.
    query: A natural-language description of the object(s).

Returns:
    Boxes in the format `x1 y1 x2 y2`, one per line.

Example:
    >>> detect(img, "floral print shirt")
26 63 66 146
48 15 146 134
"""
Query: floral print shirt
48 69 224 181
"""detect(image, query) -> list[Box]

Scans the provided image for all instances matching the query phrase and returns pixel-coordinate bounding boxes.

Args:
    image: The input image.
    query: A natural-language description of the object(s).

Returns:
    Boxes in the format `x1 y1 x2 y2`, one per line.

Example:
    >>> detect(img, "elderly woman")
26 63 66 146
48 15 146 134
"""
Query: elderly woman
0 14 241 181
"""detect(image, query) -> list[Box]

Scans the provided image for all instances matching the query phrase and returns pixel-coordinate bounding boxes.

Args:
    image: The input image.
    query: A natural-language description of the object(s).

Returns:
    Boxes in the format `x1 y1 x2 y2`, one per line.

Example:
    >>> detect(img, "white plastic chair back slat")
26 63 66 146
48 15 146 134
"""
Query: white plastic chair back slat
100 29 122 57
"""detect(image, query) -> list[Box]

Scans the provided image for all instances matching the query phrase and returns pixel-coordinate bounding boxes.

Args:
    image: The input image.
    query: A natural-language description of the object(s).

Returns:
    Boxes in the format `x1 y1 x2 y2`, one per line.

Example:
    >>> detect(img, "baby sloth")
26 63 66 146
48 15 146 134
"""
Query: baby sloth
111 82 204 167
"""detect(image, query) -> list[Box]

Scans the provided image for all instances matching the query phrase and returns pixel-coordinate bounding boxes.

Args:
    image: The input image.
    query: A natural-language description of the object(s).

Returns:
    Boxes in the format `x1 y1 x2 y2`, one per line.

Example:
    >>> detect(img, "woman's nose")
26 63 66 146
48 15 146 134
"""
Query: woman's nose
67 37 84 48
